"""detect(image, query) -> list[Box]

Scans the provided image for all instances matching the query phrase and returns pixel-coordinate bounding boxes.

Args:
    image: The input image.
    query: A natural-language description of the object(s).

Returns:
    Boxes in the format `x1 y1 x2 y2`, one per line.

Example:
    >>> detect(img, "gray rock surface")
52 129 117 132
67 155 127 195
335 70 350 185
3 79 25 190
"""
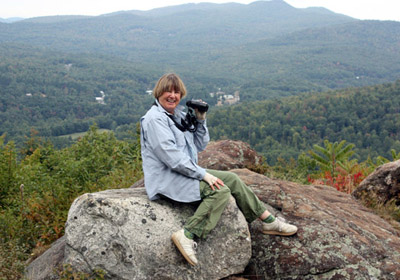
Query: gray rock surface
352 159 400 205
25 236 66 280
198 140 263 171
63 187 251 280
231 168 400 279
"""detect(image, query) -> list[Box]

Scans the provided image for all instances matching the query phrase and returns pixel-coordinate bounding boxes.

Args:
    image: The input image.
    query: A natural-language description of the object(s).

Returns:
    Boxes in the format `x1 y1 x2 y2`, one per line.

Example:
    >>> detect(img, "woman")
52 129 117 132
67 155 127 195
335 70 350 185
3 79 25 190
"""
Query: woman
140 73 297 266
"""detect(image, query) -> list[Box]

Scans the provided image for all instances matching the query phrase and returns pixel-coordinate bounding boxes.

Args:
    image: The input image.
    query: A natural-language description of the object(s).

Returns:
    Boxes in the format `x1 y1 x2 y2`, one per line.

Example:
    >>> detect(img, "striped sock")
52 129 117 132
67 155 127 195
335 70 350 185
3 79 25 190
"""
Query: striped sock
263 214 276 223
184 228 194 239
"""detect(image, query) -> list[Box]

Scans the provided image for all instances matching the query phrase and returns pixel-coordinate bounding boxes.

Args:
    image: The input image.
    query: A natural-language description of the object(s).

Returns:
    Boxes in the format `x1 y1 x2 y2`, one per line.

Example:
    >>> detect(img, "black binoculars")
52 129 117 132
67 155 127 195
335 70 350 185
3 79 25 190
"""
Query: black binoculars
186 100 209 113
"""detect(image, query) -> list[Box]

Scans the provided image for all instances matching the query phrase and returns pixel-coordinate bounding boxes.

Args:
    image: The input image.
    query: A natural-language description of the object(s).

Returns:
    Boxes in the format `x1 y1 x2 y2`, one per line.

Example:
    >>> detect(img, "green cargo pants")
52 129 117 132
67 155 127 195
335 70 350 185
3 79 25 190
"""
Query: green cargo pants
184 169 267 239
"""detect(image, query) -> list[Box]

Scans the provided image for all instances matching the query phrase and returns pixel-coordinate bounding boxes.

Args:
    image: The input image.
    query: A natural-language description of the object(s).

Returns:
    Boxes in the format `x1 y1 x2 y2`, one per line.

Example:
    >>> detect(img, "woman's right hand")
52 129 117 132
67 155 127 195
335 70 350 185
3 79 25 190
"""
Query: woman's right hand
195 108 206 120
203 172 224 191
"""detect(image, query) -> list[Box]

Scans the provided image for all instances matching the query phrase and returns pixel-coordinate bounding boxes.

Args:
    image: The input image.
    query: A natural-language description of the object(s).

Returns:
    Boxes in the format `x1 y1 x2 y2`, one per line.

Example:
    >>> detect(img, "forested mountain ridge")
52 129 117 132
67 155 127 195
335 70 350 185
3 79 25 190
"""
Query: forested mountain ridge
1 0 398 99
207 80 400 164
1 0 400 151
0 17 23 23
0 45 162 145
0 1 355 55
233 20 400 100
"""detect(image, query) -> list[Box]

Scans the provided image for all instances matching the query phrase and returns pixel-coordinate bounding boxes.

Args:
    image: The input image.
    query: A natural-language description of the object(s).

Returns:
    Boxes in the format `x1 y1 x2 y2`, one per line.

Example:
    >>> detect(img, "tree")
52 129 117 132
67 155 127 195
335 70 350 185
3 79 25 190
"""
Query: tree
309 139 355 180
369 149 400 168
0 134 17 207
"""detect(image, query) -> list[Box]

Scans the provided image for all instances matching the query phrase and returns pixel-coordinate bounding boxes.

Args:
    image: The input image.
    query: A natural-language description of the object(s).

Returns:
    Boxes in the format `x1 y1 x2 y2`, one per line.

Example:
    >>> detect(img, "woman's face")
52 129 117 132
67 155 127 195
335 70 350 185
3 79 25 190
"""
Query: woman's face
158 90 181 114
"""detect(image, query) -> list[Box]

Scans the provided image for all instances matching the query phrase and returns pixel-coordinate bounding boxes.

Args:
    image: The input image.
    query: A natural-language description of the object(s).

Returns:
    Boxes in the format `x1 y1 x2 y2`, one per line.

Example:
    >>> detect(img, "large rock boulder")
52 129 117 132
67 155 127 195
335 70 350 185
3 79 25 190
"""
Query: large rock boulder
352 159 400 205
63 188 251 280
198 140 263 171
26 141 400 279
231 169 400 279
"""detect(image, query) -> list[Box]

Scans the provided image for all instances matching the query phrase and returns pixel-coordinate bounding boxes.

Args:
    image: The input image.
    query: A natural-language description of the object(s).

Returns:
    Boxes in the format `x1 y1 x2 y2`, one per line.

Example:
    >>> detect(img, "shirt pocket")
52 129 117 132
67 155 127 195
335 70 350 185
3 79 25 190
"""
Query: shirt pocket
171 124 186 148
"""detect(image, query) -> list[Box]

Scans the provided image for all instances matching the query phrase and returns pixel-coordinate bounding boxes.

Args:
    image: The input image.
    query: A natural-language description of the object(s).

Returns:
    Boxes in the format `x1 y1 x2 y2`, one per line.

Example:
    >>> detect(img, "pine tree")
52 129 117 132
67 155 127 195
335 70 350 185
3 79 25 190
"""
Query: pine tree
309 140 355 180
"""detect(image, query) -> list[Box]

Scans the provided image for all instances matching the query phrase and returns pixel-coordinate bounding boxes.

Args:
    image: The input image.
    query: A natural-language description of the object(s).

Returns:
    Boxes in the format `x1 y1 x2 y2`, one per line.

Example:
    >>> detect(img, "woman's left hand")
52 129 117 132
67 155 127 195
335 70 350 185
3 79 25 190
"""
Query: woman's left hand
203 172 224 191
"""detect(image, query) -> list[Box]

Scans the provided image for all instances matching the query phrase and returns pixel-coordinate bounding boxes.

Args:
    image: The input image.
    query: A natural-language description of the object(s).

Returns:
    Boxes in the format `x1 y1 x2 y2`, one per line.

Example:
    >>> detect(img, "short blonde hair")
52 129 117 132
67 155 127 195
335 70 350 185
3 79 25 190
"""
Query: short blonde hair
153 73 187 99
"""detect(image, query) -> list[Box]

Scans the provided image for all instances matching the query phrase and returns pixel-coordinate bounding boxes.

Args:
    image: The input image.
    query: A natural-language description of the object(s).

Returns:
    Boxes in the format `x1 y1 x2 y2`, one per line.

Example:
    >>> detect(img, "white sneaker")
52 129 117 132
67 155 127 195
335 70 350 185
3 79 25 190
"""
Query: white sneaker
171 229 198 266
262 217 298 236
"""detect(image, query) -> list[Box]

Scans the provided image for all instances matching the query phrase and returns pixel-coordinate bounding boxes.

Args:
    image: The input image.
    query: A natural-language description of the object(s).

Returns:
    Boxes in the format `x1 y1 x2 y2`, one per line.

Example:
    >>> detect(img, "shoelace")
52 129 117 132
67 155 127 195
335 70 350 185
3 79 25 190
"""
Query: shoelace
276 216 287 222
275 217 287 231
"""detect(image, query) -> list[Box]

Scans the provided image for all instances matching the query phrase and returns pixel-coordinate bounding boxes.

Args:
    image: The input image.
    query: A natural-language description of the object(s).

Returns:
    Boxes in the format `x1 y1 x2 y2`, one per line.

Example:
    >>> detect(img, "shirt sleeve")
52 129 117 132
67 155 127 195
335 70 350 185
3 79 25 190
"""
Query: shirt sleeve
193 119 210 152
143 116 206 180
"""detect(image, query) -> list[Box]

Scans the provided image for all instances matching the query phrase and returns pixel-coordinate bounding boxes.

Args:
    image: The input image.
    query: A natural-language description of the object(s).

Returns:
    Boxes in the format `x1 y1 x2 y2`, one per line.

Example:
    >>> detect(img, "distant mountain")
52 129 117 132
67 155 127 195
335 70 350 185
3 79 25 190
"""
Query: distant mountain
0 0 355 52
302 7 342 16
224 20 400 99
20 15 93 23
0 0 399 101
0 17 24 23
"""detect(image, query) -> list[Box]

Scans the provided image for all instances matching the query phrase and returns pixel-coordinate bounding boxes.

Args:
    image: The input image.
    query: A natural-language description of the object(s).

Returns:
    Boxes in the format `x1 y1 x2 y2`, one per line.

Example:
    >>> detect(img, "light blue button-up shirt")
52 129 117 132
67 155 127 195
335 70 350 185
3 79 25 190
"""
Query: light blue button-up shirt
140 100 209 202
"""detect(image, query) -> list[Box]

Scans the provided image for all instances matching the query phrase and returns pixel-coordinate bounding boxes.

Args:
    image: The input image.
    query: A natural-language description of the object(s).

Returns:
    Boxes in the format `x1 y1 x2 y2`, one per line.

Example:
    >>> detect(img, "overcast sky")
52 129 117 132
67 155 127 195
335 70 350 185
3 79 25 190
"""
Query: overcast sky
1 0 399 22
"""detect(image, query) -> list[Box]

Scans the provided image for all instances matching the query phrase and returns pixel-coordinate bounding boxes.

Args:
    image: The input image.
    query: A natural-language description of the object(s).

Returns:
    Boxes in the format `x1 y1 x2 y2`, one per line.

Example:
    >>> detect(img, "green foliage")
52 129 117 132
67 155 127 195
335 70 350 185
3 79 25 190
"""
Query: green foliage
309 139 355 179
208 80 400 164
0 134 17 207
1 8 400 146
0 239 29 280
368 149 400 168
360 149 399 178
59 264 106 280
0 46 159 146
262 153 317 184
0 125 143 279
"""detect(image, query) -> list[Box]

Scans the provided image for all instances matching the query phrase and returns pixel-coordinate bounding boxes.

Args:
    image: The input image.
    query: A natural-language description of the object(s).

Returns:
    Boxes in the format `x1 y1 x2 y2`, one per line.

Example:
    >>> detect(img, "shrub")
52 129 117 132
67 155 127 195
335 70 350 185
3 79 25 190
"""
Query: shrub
0 125 143 279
